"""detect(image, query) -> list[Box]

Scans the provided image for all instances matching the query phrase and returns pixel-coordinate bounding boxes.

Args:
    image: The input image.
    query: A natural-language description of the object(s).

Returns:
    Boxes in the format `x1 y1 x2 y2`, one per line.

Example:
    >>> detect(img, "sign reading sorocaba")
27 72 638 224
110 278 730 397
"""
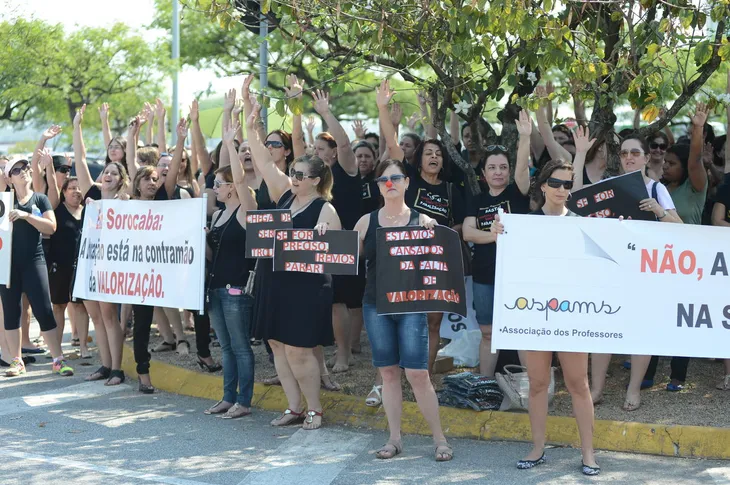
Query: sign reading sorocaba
493 213 730 358
72 198 207 310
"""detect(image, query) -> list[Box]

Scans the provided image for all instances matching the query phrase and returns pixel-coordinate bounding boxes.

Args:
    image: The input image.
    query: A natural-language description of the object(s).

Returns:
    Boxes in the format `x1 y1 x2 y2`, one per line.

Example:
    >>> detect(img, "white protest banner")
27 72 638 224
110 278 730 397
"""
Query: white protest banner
493 213 730 358
440 276 480 339
72 197 207 311
0 191 12 285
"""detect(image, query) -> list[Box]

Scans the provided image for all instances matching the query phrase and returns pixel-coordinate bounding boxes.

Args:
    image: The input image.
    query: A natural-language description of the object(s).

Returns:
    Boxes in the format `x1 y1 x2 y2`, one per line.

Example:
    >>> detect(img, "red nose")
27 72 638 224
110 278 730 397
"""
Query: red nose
385 181 393 188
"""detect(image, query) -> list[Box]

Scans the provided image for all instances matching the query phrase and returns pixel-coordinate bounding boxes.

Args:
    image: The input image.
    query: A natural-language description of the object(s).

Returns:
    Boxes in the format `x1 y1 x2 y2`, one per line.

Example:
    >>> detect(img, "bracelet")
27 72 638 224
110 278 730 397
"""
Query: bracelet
658 210 668 220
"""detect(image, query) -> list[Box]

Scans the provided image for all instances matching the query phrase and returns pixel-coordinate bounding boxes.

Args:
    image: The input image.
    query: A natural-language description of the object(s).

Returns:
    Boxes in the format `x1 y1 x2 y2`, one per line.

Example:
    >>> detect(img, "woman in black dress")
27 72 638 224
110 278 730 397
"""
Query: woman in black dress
248 101 341 431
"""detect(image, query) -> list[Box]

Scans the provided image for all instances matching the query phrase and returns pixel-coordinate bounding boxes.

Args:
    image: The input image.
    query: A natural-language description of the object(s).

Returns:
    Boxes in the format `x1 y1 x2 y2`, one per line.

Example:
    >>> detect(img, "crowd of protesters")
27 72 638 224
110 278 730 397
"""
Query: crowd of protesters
0 69 728 475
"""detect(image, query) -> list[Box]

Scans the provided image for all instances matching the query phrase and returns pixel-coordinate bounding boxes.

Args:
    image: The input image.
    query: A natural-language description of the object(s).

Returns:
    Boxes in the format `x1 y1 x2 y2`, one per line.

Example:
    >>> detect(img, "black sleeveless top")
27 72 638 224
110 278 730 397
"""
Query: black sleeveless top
362 208 420 305
206 206 253 289
173 184 195 200
49 203 82 268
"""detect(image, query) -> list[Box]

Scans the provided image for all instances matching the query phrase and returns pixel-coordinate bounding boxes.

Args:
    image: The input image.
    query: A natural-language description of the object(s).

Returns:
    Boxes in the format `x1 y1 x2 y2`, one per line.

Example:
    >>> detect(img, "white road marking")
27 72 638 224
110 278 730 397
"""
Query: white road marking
0 381 130 416
237 428 371 485
3 451 214 485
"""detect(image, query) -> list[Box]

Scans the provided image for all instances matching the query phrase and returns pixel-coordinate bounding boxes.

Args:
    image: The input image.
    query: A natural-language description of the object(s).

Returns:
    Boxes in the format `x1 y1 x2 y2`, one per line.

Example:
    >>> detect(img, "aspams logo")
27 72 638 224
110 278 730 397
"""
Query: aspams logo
505 296 621 321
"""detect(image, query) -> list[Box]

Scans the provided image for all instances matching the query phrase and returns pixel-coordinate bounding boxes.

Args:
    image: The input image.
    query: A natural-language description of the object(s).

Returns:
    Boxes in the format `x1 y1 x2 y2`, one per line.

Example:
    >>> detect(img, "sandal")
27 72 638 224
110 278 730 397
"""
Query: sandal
375 440 402 459
139 383 155 394
434 441 453 462
320 374 342 391
220 403 252 419
303 410 323 430
517 453 546 469
270 408 305 426
105 369 125 386
582 462 601 476
365 385 383 407
86 366 111 382
622 399 641 412
262 375 281 386
152 341 176 352
71 338 80 347
176 340 190 355
204 400 232 415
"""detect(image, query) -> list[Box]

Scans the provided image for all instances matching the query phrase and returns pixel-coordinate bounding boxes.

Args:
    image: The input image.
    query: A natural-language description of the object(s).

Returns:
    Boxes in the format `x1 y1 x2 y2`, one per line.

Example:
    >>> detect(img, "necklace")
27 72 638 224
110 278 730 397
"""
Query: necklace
383 208 409 221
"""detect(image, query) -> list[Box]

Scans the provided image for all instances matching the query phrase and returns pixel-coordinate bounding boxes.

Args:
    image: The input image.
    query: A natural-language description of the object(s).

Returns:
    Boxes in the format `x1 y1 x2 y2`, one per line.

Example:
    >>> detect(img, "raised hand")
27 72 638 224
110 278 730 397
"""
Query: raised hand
305 115 317 133
515 109 533 136
73 104 86 128
223 121 239 144
98 102 110 119
284 74 305 99
232 99 244 118
223 88 237 112
176 118 188 140
127 116 141 137
42 125 62 140
545 81 555 95
390 102 402 127
417 90 429 107
376 79 396 109
534 85 547 100
242 73 254 99
702 142 714 168
246 96 262 129
572 125 597 153
189 99 200 121
155 98 166 119
352 120 366 139
406 112 419 131
140 102 154 124
691 102 709 127
311 89 331 116
38 148 53 170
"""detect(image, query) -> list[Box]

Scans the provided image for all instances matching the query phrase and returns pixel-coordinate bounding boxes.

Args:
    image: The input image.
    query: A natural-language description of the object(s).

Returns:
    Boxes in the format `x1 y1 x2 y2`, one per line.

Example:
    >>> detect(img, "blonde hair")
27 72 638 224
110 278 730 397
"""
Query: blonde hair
293 155 333 201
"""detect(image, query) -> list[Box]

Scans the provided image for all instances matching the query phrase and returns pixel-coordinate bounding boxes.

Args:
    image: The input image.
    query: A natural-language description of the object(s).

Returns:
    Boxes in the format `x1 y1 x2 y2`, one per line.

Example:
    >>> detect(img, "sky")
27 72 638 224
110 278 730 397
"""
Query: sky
4 0 245 119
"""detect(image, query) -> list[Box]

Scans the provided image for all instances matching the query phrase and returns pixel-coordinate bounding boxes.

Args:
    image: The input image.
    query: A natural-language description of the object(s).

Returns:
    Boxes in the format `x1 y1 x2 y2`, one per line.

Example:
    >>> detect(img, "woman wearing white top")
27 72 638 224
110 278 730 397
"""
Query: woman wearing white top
585 134 682 412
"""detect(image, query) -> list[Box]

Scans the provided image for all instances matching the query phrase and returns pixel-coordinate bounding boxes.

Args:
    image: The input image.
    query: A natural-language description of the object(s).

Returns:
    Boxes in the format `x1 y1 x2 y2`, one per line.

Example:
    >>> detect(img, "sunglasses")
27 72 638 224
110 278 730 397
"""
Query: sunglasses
108 145 124 150
265 140 284 149
10 163 30 177
546 177 573 190
213 180 232 188
375 174 406 184
289 169 317 181
619 149 645 159
486 145 507 153
650 142 667 151
57 166 71 174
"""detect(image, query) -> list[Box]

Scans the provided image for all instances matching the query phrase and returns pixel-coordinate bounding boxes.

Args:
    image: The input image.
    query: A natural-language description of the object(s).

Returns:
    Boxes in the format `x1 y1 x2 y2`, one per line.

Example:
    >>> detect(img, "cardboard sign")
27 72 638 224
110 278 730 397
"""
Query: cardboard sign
273 229 359 275
567 170 654 221
376 225 466 317
245 209 292 258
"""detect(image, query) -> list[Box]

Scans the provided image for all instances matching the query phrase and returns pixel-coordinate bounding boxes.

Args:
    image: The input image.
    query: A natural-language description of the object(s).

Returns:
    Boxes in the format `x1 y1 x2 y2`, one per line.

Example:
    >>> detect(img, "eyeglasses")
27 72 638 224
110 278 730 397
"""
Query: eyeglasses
486 145 507 153
619 149 645 159
375 174 406 184
265 140 284 149
57 166 71 174
289 169 317 181
546 177 574 190
650 142 667 151
213 180 232 188
10 164 30 177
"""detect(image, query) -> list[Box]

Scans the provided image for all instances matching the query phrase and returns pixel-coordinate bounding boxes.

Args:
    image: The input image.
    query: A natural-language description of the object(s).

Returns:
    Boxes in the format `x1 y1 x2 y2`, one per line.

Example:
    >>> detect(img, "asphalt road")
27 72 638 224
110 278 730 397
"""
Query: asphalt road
2 330 730 485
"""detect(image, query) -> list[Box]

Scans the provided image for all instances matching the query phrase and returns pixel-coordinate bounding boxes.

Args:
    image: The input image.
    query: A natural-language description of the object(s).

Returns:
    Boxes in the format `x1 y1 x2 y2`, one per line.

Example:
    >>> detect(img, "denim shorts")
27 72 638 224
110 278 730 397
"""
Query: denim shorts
362 303 428 370
473 281 495 326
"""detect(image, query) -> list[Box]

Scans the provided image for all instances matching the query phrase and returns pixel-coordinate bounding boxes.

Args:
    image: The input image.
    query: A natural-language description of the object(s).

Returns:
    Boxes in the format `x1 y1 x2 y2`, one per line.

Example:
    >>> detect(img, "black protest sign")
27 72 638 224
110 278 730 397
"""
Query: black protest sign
273 229 359 275
376 225 466 317
245 210 293 258
567 170 654 221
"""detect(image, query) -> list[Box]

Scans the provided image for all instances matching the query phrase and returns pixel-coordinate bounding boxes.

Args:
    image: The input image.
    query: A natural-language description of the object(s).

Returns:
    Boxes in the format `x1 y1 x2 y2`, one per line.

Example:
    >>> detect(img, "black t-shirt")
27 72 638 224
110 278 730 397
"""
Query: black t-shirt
405 174 465 227
360 173 380 216
154 185 168 201
449 155 487 201
530 208 580 217
12 192 52 264
49 203 82 268
331 161 362 230
468 184 530 285
715 183 730 224
85 185 102 201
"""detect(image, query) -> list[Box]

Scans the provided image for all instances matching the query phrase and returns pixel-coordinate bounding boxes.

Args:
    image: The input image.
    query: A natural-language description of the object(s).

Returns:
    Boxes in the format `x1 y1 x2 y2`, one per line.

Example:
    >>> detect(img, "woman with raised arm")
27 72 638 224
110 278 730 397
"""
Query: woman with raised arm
248 99 341 431
352 158 452 461
462 110 532 378
495 159 599 475
73 104 130 386
0 154 73 378
311 88 363 374
40 150 90 359
202 122 258 418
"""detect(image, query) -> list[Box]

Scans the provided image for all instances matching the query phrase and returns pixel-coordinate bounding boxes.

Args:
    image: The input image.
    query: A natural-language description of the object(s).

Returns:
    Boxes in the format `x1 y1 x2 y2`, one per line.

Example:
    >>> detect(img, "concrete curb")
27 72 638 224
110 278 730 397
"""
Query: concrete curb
121 345 730 460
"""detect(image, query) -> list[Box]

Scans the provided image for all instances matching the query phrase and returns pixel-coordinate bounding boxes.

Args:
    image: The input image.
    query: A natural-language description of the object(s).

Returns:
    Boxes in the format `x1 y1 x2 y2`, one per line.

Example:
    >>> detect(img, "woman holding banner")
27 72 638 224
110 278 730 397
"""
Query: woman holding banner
73 104 130 386
201 123 258 418
125 117 186 393
248 98 340 431
0 156 74 378
494 159 599 475
462 110 533 378
589 134 682 411
351 158 452 461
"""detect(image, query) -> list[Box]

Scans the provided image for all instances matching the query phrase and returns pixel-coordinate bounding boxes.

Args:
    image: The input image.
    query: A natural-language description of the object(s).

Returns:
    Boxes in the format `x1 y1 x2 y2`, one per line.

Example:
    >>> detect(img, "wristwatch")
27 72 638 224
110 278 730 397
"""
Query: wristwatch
658 210 668 220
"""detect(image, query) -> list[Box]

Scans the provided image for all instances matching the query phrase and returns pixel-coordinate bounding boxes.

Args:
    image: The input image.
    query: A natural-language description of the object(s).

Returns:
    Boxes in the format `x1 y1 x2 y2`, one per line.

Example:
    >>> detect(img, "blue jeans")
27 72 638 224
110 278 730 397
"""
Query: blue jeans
362 303 428 369
472 282 495 326
208 288 255 406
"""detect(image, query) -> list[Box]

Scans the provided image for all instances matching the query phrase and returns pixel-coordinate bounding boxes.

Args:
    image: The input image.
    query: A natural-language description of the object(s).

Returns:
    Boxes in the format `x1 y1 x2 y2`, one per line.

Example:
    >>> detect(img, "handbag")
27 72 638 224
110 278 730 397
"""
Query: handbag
495 364 556 412
446 182 473 276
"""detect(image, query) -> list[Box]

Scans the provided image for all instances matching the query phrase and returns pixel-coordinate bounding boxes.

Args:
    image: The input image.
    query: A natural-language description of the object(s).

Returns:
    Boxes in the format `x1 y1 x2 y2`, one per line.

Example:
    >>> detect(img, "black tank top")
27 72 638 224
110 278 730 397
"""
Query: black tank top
173 184 195 199
50 203 82 267
206 206 253 289
362 208 420 305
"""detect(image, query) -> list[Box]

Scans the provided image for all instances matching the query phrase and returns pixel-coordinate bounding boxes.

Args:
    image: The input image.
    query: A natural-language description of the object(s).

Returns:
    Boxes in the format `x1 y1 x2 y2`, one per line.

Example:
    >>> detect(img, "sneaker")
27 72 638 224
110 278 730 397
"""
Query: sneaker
53 359 74 377
5 358 26 377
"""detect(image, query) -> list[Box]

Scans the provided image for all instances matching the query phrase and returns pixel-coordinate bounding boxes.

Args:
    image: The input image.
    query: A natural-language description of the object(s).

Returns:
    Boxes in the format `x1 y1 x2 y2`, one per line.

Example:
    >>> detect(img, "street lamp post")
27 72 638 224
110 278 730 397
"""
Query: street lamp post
172 0 180 145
